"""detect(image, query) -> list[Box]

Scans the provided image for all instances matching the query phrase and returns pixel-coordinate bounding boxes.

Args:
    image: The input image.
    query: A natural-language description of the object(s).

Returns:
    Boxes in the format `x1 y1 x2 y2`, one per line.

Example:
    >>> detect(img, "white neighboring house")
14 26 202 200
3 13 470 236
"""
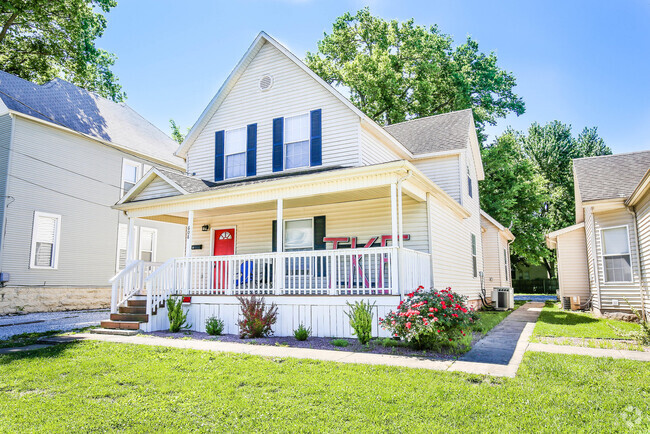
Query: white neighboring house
106 31 509 337
547 151 650 317
480 211 514 296
0 71 186 315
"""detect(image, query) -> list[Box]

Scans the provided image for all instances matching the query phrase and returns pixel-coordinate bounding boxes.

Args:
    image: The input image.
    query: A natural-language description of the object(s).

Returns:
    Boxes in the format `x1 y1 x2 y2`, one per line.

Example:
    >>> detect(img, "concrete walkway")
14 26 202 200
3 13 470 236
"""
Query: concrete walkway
528 342 650 362
460 302 544 365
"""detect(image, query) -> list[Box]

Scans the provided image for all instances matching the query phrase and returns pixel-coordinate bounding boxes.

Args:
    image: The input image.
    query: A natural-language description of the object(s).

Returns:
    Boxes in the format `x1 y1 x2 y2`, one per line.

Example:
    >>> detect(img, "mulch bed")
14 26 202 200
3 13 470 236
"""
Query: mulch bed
146 330 487 360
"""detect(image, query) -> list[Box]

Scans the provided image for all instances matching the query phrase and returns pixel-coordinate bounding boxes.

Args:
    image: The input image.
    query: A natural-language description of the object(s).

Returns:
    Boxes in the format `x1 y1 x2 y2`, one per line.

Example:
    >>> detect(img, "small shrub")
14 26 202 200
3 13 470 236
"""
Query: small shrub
237 295 278 338
345 300 375 345
610 301 650 346
378 337 408 348
205 316 224 336
331 339 349 347
167 296 191 333
293 323 311 341
379 286 474 350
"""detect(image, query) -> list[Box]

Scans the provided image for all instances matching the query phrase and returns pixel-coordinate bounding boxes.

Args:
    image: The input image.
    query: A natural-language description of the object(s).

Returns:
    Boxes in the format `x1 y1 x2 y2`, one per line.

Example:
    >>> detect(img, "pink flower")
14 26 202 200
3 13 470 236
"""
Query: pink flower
406 322 412 329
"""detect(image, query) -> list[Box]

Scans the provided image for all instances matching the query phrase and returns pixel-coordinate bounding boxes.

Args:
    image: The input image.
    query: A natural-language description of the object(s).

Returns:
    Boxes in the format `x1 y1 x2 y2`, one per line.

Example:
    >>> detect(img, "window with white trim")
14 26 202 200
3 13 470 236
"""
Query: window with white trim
602 226 632 282
224 127 246 179
30 212 61 269
122 159 141 194
284 219 313 251
467 166 473 198
116 224 139 271
139 228 157 262
284 113 310 170
504 248 509 281
471 234 477 278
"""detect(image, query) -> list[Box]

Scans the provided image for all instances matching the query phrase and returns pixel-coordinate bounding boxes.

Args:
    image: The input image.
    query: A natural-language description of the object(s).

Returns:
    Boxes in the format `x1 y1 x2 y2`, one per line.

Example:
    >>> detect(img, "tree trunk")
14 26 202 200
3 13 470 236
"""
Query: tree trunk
0 12 19 45
542 257 555 279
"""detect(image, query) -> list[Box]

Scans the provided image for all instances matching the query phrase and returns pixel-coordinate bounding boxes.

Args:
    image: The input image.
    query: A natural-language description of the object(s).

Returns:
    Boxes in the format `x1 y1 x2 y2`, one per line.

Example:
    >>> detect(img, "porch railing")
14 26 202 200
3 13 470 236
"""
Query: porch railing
109 260 161 313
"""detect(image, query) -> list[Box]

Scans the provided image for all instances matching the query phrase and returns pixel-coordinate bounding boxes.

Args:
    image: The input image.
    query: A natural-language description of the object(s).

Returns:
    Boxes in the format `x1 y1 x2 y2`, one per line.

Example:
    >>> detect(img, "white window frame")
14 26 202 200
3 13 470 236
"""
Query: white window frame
471 233 477 278
116 224 139 272
29 211 62 269
283 217 314 251
284 113 311 171
138 227 158 262
224 126 247 180
121 158 142 196
504 247 509 282
600 224 633 283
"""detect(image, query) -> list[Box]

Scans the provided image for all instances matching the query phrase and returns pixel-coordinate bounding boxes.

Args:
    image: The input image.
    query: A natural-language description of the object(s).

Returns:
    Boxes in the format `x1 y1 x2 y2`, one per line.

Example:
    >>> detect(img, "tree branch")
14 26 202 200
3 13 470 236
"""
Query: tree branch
0 11 19 45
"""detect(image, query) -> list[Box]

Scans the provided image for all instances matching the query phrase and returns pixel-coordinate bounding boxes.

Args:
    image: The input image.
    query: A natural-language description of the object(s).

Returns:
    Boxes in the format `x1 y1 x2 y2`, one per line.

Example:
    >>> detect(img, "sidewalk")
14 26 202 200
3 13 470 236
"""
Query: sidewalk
528 342 650 362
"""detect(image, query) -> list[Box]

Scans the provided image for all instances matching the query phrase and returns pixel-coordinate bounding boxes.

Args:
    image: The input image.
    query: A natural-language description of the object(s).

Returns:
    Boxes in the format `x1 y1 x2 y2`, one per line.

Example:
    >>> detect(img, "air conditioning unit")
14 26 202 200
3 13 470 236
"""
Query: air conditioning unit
492 287 514 310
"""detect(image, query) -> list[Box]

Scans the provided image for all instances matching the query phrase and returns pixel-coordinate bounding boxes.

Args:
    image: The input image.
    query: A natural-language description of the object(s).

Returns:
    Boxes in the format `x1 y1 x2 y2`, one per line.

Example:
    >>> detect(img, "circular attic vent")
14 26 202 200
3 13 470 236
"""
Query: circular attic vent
259 74 274 91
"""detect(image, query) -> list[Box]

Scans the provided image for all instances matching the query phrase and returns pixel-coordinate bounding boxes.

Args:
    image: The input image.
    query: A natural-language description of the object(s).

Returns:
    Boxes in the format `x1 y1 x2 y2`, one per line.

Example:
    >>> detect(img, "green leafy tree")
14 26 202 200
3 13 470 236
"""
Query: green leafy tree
479 130 549 270
0 0 124 101
169 119 189 144
306 8 525 139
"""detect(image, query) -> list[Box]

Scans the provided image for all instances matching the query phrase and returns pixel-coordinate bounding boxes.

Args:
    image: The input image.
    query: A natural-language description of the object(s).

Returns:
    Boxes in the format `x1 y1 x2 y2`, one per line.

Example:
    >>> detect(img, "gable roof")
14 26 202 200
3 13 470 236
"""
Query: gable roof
480 210 515 241
573 150 650 203
175 31 413 159
383 109 474 154
0 70 183 168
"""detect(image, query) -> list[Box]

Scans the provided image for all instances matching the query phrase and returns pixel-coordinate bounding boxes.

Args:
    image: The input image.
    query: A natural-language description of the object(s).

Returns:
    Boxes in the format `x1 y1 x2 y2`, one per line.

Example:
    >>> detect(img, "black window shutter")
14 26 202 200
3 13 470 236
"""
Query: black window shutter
314 215 326 277
310 109 322 167
246 123 257 177
272 117 284 172
272 220 277 252
214 130 225 181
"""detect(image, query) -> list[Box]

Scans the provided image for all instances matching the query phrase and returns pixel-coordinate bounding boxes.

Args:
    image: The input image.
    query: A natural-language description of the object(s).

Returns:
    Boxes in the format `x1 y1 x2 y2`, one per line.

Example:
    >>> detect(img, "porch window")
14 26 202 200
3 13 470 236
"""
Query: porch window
602 226 632 282
284 113 310 170
122 159 141 194
471 234 477 278
284 219 313 251
225 127 247 179
139 228 157 262
30 212 61 269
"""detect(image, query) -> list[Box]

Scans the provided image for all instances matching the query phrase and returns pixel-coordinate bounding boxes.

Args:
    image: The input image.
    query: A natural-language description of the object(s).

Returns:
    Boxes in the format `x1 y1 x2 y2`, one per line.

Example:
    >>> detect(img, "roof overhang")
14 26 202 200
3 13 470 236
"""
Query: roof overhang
8 110 185 170
116 167 189 205
114 160 471 220
546 222 585 249
626 166 650 206
467 115 484 181
581 198 626 214
480 210 515 241
175 31 413 160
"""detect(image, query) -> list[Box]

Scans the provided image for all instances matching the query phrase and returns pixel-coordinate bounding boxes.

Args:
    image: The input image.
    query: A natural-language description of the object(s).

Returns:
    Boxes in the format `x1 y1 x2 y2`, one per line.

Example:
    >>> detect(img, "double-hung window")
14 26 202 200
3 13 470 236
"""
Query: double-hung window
225 127 247 179
467 166 473 198
284 219 313 275
30 212 61 269
284 114 310 170
602 226 632 282
139 228 157 262
471 234 478 278
122 159 141 194
504 248 509 281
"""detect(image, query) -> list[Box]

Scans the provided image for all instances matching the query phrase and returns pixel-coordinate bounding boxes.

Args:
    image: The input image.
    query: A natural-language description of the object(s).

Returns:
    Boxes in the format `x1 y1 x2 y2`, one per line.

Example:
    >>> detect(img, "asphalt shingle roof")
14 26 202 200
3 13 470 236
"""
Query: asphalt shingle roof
573 151 650 202
0 70 182 167
383 109 473 154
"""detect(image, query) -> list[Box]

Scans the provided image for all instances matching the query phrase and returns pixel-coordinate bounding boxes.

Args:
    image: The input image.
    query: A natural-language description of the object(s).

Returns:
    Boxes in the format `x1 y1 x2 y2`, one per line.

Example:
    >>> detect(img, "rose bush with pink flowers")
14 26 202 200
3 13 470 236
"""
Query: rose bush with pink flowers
379 286 476 350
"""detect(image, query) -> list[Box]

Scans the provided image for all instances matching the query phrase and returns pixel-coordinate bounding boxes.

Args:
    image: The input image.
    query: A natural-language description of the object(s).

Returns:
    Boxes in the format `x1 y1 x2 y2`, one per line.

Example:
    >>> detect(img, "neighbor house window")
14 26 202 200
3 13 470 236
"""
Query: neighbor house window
467 166 473 198
30 212 61 269
139 228 157 262
122 159 141 194
471 234 477 277
504 248 509 281
602 226 632 282
224 127 246 179
284 219 313 251
116 224 138 271
284 113 310 170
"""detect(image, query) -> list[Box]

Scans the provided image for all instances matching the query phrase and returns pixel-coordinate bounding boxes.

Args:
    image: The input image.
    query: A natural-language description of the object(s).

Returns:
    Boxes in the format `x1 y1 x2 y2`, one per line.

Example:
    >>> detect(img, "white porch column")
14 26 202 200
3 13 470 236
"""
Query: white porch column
390 183 398 244
426 192 435 289
185 210 194 258
276 199 284 293
126 217 136 263
390 183 401 296
397 181 404 248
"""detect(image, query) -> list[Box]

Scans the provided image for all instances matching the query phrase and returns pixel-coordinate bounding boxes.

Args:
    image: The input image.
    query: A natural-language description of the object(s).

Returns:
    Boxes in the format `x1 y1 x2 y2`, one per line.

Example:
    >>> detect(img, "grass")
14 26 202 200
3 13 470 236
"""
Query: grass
0 342 649 432
533 303 641 339
0 330 61 349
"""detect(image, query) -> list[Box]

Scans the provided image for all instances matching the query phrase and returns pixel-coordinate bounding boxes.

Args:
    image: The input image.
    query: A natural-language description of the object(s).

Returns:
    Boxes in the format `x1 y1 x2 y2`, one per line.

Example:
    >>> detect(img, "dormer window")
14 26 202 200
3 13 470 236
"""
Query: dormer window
225 127 247 179
284 113 310 170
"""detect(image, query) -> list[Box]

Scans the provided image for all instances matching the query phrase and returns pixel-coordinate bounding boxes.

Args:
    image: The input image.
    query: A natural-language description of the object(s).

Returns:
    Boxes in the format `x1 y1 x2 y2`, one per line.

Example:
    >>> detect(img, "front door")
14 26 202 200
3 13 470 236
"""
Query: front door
213 229 235 291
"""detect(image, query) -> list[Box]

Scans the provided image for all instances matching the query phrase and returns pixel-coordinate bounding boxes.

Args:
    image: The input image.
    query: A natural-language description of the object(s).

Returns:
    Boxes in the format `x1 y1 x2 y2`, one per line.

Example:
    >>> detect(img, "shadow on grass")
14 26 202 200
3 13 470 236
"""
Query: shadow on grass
0 341 79 364
538 310 600 326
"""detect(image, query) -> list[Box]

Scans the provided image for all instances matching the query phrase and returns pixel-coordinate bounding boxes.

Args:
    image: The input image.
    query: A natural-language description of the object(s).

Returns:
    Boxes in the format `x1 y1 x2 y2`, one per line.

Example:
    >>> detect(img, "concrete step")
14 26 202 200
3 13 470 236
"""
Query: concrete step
90 328 140 336
100 320 141 330
127 299 146 307
119 306 146 314
110 313 148 322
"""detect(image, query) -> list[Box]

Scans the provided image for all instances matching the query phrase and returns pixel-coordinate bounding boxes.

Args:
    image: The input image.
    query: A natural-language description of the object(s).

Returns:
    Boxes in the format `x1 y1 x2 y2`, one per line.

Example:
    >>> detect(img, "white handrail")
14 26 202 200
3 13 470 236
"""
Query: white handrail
144 258 177 317
110 260 162 313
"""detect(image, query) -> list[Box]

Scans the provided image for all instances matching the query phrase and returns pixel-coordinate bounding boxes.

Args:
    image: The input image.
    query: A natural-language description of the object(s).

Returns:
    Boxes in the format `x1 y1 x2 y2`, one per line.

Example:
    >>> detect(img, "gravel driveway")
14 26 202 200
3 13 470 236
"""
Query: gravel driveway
0 309 108 340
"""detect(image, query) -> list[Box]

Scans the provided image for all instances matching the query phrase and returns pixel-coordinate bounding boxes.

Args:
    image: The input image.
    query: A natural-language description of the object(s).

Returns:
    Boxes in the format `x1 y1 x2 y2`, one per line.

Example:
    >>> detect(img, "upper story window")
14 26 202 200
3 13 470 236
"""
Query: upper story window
121 159 151 196
471 233 478 278
30 211 61 269
225 127 247 179
467 166 473 198
602 226 632 282
284 113 310 170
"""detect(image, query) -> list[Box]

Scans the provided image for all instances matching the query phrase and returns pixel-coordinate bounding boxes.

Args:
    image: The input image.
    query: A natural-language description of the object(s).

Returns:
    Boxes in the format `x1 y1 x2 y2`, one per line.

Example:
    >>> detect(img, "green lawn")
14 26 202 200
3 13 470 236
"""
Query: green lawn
533 303 641 339
1 342 649 432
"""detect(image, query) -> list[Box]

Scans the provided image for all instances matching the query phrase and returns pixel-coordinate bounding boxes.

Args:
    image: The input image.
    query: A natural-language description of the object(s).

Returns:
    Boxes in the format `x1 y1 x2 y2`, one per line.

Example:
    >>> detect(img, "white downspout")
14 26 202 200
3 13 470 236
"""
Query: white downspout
586 206 602 312
627 206 647 320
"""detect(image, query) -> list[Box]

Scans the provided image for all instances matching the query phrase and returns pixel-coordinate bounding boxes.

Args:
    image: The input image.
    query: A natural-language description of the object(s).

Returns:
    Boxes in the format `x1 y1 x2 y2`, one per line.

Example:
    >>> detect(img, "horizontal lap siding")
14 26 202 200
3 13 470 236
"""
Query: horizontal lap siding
0 114 12 264
556 228 590 301
481 221 503 291
633 190 650 315
190 196 428 256
360 126 400 165
593 209 643 310
585 208 598 308
2 117 184 286
412 155 461 202
187 42 361 180
137 177 182 201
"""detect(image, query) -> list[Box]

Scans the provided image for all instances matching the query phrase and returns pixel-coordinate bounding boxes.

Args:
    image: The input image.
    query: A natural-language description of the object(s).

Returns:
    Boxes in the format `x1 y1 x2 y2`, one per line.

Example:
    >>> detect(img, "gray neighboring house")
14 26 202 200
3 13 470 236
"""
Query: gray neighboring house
0 71 185 315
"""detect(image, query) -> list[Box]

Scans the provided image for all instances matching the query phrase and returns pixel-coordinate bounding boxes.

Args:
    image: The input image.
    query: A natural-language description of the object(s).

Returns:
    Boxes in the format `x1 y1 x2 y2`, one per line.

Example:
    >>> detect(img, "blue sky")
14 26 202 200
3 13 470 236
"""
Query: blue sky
100 0 650 153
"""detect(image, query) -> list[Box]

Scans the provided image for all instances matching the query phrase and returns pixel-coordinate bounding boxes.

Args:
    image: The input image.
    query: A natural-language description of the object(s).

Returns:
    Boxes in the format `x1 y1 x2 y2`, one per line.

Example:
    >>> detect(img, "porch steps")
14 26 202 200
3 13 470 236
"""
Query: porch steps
100 320 141 330
90 328 140 336
110 313 149 322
